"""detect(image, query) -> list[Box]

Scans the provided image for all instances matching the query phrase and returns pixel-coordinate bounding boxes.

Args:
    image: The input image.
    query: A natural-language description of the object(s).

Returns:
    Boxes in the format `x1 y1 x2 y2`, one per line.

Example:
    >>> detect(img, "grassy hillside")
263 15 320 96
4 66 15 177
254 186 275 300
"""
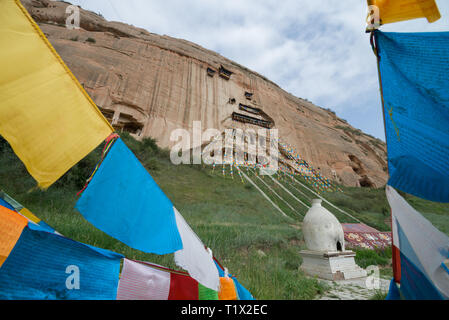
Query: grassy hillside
1 133 448 299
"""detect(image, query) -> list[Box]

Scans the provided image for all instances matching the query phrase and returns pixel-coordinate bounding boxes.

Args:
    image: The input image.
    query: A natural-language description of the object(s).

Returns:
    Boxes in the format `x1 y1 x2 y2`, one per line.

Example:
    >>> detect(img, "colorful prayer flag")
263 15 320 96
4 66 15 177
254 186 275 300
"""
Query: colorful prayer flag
376 31 449 202
173 208 220 291
367 0 441 25
0 226 123 300
386 186 449 299
75 138 183 255
0 0 114 188
19 208 41 225
0 198 15 212
218 277 238 300
169 271 200 300
117 259 171 300
198 283 219 300
0 205 28 267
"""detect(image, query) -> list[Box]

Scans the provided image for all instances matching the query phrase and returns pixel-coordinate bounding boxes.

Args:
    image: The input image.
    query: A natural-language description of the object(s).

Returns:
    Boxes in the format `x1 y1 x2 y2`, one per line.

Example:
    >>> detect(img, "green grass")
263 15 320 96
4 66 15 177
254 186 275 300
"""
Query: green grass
354 247 392 269
1 133 449 299
369 290 388 300
354 247 394 278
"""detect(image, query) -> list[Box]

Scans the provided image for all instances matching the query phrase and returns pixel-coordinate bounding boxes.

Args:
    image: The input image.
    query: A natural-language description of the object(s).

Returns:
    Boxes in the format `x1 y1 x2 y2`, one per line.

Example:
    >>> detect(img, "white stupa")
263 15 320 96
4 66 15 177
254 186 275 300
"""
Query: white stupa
300 199 367 281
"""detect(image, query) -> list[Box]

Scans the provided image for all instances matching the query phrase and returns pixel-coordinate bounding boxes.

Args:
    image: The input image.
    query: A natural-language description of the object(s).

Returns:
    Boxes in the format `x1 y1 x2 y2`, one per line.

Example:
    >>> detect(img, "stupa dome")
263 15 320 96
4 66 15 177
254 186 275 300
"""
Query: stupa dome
302 199 345 252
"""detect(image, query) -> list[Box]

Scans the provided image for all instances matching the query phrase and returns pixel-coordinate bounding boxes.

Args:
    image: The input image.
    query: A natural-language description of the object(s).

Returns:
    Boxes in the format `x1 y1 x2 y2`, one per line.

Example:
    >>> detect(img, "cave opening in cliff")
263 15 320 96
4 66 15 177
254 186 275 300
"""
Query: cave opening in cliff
110 113 145 136
123 122 144 136
359 175 375 188
219 65 233 80
245 92 253 100
348 154 366 175
100 108 115 123
207 67 216 77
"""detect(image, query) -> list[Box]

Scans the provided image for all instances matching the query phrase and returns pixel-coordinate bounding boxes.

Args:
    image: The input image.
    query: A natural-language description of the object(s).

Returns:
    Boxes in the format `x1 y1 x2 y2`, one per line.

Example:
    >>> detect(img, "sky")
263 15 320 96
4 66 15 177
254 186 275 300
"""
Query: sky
68 0 449 140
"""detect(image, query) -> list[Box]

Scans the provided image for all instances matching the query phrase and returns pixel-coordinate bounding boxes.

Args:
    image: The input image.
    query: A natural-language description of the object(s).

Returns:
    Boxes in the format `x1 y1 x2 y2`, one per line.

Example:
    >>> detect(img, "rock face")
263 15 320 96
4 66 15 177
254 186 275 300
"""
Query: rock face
21 0 388 187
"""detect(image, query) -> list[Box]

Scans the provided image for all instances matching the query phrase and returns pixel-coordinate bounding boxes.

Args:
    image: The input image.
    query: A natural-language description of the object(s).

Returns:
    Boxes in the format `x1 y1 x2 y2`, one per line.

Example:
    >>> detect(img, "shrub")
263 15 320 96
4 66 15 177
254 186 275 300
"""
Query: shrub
144 158 160 171
140 137 159 155
86 37 96 43
0 135 9 153
354 247 392 269
54 145 102 189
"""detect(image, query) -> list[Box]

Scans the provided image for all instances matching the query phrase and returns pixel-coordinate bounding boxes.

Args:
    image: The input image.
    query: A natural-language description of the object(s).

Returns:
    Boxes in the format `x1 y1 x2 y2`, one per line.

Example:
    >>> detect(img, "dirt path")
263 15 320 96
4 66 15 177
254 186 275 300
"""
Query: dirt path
316 277 391 300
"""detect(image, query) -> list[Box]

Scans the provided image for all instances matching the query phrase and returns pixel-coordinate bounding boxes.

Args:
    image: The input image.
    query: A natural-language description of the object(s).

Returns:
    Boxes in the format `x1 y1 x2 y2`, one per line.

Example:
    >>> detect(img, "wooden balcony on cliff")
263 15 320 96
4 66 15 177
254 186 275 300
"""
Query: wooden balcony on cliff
239 103 261 115
219 65 233 80
232 112 274 129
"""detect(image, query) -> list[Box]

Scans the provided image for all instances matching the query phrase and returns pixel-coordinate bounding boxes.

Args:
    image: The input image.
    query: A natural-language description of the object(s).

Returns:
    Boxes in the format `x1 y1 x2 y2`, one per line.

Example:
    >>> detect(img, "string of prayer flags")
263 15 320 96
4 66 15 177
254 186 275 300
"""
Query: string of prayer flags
0 205 28 267
277 139 336 192
367 0 441 26
0 226 123 300
0 0 114 189
375 31 449 202
0 191 245 300
75 138 183 255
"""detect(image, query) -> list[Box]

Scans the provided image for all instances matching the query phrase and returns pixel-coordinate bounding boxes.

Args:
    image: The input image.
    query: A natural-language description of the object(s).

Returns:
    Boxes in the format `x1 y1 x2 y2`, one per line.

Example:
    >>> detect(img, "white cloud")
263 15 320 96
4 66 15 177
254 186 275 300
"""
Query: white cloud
69 0 449 139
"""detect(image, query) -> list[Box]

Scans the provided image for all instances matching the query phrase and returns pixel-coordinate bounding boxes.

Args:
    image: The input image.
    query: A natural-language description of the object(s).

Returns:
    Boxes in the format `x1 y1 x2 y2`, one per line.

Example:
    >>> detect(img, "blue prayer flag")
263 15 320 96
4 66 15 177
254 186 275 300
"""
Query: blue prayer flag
386 278 401 300
0 227 123 300
75 138 182 254
0 199 15 212
375 31 449 202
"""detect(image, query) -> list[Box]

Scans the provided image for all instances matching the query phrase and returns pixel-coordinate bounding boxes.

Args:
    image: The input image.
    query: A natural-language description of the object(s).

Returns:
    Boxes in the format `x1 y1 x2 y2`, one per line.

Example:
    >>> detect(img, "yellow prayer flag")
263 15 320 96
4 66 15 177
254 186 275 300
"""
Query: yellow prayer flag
19 208 41 225
0 0 114 189
0 205 28 267
367 0 441 25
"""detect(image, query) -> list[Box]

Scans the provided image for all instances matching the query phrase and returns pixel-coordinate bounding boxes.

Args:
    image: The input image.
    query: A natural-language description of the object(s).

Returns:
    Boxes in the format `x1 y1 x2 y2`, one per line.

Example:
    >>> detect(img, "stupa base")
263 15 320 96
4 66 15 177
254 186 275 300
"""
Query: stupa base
300 250 367 281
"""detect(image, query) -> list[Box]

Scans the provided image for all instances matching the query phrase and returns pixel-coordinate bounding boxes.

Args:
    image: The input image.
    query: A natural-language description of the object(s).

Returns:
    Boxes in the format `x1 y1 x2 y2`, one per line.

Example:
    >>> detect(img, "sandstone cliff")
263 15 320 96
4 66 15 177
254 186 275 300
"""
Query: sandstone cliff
21 0 388 187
